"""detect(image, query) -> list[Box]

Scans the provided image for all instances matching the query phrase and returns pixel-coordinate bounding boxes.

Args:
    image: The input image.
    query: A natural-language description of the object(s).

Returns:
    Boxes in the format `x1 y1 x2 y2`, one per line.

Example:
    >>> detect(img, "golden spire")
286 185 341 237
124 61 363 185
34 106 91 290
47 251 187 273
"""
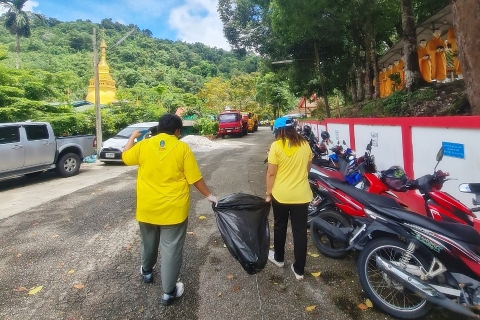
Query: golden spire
86 38 116 104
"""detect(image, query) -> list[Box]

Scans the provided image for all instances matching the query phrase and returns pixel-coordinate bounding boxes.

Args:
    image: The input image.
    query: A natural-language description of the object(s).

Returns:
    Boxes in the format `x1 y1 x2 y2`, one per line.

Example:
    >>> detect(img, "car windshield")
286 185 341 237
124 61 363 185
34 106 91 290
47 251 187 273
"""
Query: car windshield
219 113 239 123
115 126 150 138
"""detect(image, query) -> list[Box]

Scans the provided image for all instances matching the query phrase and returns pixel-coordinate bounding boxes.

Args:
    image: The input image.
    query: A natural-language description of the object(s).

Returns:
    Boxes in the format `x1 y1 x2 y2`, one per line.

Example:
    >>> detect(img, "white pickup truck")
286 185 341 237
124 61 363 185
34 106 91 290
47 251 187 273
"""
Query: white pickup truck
0 122 96 180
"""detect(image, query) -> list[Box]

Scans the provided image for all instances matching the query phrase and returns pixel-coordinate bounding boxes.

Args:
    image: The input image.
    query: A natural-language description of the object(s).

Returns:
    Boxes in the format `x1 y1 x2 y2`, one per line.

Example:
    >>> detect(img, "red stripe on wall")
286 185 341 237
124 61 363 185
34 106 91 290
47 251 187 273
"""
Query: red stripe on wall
401 125 414 178
349 123 356 151
318 116 480 129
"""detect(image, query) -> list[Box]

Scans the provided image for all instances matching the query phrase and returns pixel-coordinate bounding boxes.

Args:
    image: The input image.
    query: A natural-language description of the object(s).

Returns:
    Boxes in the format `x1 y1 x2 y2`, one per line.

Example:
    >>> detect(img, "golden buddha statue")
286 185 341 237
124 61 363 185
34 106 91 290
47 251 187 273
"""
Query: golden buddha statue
417 39 432 82
86 39 117 104
427 29 447 82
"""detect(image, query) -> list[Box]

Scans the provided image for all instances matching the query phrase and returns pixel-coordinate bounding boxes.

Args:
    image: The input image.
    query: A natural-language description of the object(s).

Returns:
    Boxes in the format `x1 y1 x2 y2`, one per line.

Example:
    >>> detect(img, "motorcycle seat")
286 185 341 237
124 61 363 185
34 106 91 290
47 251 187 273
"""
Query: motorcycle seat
328 179 402 209
368 204 480 245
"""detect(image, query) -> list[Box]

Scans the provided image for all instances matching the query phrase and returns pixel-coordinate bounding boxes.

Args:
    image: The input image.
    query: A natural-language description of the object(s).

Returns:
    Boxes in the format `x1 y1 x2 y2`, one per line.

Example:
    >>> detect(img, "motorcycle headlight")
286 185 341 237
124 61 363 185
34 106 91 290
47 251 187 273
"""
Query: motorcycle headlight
459 184 471 193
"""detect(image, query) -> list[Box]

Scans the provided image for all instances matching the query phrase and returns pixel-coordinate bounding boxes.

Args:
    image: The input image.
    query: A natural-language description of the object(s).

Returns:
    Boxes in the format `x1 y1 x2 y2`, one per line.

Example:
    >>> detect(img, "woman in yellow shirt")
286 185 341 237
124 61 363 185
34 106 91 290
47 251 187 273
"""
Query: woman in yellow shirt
122 114 217 306
265 117 313 280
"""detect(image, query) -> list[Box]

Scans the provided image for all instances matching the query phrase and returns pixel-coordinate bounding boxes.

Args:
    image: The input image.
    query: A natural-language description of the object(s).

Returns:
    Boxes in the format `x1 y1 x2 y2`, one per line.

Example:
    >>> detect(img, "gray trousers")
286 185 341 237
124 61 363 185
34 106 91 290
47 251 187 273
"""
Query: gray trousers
138 219 188 293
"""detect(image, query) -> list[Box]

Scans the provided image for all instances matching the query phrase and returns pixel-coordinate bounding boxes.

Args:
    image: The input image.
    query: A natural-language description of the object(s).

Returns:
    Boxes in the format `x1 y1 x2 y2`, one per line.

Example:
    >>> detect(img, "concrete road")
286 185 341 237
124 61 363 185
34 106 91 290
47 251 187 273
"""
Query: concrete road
0 127 452 320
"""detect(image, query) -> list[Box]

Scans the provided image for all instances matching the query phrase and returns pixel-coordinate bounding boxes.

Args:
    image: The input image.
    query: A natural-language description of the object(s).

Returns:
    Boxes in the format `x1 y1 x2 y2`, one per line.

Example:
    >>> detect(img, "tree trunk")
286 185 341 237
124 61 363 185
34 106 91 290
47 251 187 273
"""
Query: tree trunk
453 0 480 114
356 68 365 101
401 0 423 92
372 50 380 98
314 42 331 118
364 23 373 100
351 70 358 104
15 36 20 69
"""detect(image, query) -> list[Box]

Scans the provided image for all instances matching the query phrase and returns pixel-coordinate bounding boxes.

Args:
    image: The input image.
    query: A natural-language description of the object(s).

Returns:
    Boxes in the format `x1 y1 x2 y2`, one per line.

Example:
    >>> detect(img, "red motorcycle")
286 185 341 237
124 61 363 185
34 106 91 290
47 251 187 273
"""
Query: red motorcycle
310 147 480 259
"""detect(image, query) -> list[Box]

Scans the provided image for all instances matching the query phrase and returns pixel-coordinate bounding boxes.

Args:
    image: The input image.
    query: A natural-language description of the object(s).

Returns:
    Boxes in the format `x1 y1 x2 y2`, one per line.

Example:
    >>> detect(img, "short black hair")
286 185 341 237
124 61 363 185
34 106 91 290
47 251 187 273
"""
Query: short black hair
158 114 183 135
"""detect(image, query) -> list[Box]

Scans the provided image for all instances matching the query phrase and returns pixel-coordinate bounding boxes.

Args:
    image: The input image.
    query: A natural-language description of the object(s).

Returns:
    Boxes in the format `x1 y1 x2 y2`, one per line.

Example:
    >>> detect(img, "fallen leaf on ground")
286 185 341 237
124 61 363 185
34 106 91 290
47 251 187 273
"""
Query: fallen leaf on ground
73 284 85 289
198 215 207 220
139 306 144 313
311 272 321 278
13 286 27 292
16 253 22 258
28 286 43 295
51 234 59 238
223 244 226 248
305 305 317 312
187 231 194 235
68 269 75 274
357 303 369 310
270 245 274 249
125 246 132 250
365 299 373 308
231 285 241 292
217 292 222 297
99 238 103 241
310 253 320 258
226 274 234 280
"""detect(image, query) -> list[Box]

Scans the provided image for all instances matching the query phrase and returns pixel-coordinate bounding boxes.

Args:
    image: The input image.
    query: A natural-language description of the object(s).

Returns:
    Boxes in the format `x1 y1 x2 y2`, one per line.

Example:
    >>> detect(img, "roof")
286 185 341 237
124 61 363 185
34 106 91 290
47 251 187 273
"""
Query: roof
128 122 159 128
378 4 453 67
0 121 49 126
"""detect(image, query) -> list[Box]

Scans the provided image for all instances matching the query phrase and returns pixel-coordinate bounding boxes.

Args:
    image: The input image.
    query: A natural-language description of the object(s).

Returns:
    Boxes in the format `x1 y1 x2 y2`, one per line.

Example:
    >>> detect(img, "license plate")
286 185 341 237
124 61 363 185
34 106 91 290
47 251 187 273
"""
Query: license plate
227 130 232 132
105 153 115 158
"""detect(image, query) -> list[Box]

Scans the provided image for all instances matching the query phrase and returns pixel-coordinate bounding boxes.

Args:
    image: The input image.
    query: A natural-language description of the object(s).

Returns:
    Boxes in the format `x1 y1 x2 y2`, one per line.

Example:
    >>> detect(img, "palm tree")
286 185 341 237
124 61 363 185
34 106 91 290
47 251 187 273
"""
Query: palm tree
0 0 44 69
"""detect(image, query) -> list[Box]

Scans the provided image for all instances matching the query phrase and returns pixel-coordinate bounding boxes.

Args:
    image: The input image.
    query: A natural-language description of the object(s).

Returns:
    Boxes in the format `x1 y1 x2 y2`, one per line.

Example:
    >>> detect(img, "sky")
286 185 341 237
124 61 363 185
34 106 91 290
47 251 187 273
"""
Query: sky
1 0 231 50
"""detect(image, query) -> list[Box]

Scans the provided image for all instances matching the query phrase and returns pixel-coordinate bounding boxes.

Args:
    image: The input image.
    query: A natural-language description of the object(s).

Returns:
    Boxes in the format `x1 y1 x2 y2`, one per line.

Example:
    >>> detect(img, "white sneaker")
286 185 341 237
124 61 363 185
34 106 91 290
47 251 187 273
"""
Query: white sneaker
161 282 184 306
291 264 304 280
268 250 284 267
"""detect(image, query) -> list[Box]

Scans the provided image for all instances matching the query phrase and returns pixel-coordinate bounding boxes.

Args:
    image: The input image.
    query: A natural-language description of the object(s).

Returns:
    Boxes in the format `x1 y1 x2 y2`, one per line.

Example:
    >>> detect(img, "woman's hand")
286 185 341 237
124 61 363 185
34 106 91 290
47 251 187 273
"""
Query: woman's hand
265 195 272 202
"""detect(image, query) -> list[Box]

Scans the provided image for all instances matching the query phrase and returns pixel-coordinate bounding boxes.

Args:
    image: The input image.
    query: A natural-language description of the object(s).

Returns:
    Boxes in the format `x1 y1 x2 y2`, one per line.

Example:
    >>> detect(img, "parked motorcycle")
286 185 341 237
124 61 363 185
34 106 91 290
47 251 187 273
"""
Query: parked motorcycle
310 147 480 259
353 202 480 319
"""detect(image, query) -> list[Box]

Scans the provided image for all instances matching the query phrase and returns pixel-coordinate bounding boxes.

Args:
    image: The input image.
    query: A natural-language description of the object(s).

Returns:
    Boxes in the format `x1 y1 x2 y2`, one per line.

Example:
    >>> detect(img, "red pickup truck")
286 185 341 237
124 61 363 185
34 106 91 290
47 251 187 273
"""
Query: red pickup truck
218 109 248 138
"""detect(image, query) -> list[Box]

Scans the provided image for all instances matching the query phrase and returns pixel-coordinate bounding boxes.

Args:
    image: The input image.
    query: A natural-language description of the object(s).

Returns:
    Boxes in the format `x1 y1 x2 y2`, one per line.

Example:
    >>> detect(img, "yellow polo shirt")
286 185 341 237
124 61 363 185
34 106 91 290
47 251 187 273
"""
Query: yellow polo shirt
268 139 313 204
122 133 202 225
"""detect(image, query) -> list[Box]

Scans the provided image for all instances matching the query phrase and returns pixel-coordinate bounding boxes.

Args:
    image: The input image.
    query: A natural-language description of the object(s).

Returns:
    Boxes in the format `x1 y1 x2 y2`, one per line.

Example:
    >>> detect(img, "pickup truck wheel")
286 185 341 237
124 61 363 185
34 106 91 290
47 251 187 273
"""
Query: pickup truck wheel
56 153 81 177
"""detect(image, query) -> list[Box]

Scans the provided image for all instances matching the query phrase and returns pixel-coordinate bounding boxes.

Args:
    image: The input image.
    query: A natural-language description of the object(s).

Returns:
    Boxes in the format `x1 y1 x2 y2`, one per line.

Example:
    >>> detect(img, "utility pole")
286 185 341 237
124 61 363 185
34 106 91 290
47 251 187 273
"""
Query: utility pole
93 28 102 157
314 42 331 118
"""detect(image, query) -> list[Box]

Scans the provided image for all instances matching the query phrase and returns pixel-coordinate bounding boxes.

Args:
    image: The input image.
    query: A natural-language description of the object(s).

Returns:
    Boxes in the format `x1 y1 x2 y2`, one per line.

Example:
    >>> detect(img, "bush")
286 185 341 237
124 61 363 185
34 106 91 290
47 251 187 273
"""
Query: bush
193 117 218 135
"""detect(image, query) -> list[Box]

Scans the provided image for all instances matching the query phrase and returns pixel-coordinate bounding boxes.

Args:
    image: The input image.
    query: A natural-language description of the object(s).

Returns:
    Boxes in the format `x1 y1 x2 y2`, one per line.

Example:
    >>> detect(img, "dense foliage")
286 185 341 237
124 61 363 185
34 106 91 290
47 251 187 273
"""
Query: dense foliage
0 14 278 136
218 0 451 116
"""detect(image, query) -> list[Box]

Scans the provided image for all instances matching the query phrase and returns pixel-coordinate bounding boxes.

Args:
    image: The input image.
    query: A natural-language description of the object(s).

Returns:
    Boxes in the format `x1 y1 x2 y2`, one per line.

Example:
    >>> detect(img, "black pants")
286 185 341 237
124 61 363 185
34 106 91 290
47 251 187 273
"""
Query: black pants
272 197 309 275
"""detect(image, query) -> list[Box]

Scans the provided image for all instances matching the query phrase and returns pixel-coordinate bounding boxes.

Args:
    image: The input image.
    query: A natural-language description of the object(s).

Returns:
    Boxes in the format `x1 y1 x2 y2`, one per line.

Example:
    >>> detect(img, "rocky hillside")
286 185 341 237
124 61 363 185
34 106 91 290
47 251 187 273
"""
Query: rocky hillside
342 80 469 118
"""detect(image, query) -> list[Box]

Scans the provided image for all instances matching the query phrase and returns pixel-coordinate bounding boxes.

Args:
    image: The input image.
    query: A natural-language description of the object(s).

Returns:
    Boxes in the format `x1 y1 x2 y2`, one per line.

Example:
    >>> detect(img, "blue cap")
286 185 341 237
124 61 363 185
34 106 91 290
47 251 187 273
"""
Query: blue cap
274 117 293 129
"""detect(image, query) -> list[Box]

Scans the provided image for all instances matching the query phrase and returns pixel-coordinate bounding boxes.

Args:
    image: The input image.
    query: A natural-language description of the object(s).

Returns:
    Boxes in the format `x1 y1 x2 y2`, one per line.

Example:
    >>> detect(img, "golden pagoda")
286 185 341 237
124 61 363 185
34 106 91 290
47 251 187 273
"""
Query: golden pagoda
86 39 116 104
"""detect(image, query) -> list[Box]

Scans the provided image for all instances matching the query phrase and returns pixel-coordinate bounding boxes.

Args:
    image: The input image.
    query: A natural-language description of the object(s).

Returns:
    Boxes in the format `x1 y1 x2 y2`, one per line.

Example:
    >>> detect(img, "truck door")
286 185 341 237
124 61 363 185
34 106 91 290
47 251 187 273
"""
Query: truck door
23 124 56 167
0 125 25 172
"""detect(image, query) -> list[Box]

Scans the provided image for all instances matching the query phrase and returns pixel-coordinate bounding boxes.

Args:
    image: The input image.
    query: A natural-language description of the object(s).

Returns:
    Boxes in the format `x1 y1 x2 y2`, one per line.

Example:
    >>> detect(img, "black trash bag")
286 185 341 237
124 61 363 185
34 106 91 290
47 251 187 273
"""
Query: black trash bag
212 193 271 275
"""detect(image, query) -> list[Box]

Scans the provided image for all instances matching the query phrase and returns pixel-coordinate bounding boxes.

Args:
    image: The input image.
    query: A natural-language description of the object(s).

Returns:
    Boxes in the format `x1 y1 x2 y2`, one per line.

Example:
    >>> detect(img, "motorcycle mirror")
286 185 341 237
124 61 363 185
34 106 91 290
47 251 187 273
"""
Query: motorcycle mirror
436 147 444 162
434 147 444 171
342 140 346 145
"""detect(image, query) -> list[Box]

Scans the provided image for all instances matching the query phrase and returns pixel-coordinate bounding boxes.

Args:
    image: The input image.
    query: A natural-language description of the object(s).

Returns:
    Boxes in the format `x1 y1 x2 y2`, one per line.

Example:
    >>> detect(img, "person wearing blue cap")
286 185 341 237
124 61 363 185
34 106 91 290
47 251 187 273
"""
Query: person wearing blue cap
265 117 313 280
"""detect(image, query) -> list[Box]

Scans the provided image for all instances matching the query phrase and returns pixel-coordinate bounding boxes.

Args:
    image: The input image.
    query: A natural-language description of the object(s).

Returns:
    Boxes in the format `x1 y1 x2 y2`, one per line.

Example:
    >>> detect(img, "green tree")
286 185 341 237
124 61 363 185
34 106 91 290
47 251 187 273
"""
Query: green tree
0 0 44 68
256 72 293 118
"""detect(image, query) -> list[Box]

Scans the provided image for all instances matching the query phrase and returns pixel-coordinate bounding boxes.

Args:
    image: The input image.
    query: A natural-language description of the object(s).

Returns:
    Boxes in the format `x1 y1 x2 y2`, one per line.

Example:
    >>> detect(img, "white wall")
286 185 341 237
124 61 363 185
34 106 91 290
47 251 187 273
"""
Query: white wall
354 125 404 172
311 124 319 140
412 127 480 207
326 123 350 146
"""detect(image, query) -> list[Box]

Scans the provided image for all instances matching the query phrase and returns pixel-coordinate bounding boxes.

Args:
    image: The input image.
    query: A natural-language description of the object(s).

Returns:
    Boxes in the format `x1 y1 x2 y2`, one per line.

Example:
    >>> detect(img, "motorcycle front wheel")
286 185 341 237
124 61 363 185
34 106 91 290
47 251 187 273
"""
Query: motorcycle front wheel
310 210 351 259
357 238 431 319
